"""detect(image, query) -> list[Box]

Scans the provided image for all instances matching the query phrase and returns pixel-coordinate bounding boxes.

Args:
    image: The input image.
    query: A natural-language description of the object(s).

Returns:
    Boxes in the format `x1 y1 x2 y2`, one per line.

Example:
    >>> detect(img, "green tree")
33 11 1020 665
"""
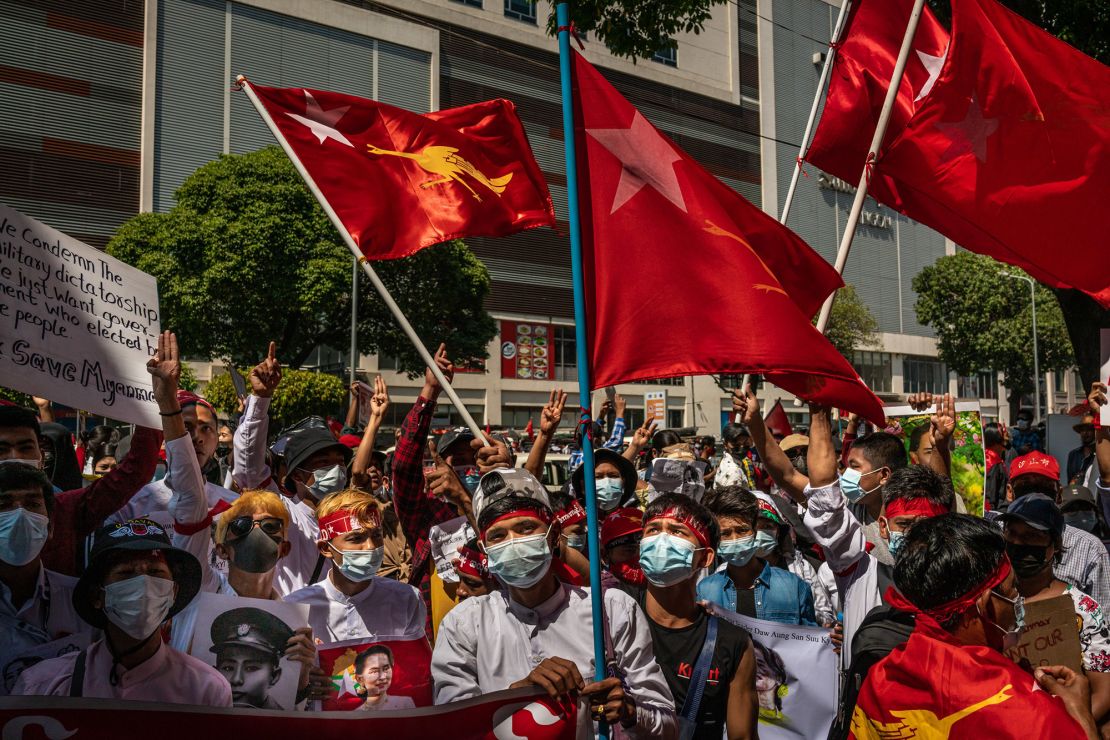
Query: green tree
0 387 33 408
107 146 496 372
178 363 199 392
205 368 346 430
913 253 1075 411
545 0 728 60
817 284 880 360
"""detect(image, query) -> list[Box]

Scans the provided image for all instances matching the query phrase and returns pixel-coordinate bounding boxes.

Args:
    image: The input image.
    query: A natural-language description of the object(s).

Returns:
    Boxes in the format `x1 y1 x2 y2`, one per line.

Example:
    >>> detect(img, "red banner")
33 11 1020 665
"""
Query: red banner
500 320 554 380
0 689 576 738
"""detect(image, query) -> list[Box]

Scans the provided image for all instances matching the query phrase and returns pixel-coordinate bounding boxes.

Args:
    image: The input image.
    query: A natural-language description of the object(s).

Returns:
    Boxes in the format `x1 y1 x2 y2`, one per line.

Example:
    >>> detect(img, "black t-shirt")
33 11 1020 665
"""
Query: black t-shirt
646 609 750 739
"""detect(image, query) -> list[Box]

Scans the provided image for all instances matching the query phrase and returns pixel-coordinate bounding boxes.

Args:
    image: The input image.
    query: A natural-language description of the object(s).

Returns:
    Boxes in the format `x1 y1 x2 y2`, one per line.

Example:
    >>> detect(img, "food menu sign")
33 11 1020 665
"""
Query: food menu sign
500 320 553 380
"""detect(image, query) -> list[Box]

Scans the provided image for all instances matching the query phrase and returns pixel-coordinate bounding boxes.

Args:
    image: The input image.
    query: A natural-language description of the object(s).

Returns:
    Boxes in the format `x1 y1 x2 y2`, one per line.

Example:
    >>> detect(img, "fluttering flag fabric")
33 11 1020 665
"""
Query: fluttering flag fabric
571 52 885 424
244 80 555 260
764 400 794 438
807 0 1110 307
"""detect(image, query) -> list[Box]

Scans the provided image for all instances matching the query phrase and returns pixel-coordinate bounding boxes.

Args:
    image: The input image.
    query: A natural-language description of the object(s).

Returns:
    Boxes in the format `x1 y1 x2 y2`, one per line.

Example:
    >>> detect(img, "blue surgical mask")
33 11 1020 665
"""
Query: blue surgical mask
0 508 49 566
718 535 758 567
639 533 699 587
595 478 625 510
887 530 906 559
981 590 1026 652
484 530 552 588
453 466 481 495
838 468 883 504
564 533 587 554
330 543 384 582
302 464 347 502
753 530 778 557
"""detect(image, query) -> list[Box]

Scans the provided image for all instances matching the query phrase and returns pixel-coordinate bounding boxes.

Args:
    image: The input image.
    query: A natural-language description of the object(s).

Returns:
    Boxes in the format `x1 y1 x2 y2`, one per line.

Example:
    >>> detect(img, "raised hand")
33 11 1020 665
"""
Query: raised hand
249 341 282 398
369 375 390 422
614 393 627 419
472 437 514 473
930 393 956 448
147 330 182 408
422 343 455 400
731 384 761 425
907 391 934 413
631 418 657 449
1089 382 1107 416
539 389 568 437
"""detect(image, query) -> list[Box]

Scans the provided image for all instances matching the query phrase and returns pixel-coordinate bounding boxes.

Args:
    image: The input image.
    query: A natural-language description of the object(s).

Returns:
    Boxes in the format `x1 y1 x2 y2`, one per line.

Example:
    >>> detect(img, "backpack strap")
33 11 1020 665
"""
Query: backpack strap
68 649 88 698
680 615 719 726
309 553 325 585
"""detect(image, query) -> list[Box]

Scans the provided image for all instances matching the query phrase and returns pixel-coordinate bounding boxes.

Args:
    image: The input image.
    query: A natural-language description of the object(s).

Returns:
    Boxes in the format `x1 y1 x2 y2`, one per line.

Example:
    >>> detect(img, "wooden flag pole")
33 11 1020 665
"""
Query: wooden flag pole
238 75 488 444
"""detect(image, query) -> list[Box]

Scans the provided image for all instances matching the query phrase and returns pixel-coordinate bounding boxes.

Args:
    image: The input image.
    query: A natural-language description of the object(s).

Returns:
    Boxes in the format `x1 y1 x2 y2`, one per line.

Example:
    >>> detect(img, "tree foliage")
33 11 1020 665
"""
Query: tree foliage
546 0 728 61
913 253 1074 400
819 284 880 360
107 146 497 372
205 368 347 429
0 387 33 408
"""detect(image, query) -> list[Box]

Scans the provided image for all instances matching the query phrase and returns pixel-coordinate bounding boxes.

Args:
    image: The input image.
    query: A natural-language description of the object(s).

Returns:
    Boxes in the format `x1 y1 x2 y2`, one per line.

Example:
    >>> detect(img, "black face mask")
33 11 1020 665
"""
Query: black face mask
215 443 231 459
227 527 281 573
1006 542 1050 579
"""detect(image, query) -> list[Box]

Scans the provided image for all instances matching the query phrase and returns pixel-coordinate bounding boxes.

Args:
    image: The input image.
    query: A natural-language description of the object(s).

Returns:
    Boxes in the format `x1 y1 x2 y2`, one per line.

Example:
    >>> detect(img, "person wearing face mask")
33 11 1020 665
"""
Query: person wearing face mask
850 514 1097 740
600 507 647 595
0 405 161 577
571 448 638 518
432 480 677 738
449 539 494 601
1058 484 1110 542
12 517 231 705
36 421 83 492
1011 409 1043 457
999 493 1110 722
215 421 234 487
0 463 96 694
1068 413 1098 486
285 490 426 648
714 423 759 490
550 492 591 583
698 487 816 625
637 493 758 740
836 430 908 567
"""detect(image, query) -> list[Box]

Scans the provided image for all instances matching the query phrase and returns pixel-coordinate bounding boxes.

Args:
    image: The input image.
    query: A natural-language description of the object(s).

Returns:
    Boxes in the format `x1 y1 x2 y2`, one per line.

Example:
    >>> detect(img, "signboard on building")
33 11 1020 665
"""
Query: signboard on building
500 320 553 380
645 390 667 427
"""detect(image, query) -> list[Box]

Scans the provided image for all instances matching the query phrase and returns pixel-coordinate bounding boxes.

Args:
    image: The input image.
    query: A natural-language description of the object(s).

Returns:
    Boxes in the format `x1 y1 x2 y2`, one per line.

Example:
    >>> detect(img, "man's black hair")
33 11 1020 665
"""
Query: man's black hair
983 422 1005 449
721 424 751 446
908 424 931 454
0 463 55 516
548 485 575 514
893 514 1006 629
477 494 553 534
355 643 395 672
644 492 721 550
696 435 715 448
882 465 955 511
0 406 41 437
851 431 908 473
651 429 682 453
704 485 759 530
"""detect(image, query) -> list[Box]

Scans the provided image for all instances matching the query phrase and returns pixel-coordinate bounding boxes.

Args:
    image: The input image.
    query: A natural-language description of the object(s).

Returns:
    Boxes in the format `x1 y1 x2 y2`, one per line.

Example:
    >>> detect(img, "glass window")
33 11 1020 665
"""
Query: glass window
450 0 483 6
501 406 538 429
652 43 677 67
852 351 892 393
629 377 685 386
553 325 577 382
667 410 684 428
957 371 997 399
431 404 485 429
504 0 536 23
904 356 949 394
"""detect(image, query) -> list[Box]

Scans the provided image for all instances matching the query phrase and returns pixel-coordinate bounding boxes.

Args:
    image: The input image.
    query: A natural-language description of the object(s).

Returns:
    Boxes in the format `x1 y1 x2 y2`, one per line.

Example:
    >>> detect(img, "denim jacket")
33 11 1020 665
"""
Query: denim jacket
697 561 817 625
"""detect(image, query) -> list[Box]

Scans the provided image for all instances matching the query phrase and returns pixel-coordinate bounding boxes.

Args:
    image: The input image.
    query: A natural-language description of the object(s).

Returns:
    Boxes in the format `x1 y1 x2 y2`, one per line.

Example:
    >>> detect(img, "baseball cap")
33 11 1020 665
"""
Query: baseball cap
1010 451 1060 483
472 467 550 525
436 428 475 456
601 508 644 549
1059 484 1097 512
998 492 1064 540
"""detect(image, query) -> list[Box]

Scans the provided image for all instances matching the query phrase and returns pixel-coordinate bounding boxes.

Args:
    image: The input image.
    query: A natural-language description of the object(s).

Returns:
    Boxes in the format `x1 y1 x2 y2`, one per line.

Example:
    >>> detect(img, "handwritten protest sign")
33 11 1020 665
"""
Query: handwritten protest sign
0 205 160 426
1004 594 1083 673
706 604 838 739
884 401 986 516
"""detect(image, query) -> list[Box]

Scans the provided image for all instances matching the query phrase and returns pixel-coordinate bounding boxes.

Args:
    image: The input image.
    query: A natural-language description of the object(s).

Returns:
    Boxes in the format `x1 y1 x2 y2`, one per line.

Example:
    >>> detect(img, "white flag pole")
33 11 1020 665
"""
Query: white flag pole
237 75 489 444
779 0 853 226
814 0 928 335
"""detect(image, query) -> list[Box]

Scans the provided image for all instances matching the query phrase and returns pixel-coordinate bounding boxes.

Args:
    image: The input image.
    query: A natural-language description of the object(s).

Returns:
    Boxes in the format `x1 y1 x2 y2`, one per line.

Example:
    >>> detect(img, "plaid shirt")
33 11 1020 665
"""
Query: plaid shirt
1055 522 1110 608
391 395 460 635
567 416 626 472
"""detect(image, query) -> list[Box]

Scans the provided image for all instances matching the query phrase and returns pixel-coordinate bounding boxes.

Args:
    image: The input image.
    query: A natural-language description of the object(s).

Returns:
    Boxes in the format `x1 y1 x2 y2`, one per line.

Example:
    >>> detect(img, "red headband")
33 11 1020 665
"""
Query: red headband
481 508 554 538
646 507 712 550
555 500 587 528
886 556 1012 623
455 545 489 580
884 498 949 520
177 390 215 415
317 507 381 541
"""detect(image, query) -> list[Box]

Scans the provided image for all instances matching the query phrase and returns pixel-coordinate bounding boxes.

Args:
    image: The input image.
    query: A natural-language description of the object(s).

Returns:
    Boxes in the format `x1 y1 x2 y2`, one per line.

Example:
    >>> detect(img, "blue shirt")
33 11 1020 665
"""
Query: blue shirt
697 561 817 626
567 416 626 472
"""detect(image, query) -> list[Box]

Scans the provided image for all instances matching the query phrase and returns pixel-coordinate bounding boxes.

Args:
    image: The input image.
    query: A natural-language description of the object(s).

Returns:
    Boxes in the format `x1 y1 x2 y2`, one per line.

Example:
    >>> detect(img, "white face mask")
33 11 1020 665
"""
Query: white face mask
300 464 347 502
329 543 384 582
102 574 177 640
0 508 49 566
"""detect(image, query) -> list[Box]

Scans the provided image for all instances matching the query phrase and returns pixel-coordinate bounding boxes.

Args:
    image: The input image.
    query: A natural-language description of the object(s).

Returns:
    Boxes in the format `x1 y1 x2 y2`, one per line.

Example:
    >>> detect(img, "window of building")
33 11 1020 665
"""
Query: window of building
852 351 892 393
904 356 949 395
629 377 685 386
431 404 486 429
451 0 483 7
504 0 536 23
501 406 538 429
652 43 677 67
958 371 998 399
553 325 577 381
667 410 684 428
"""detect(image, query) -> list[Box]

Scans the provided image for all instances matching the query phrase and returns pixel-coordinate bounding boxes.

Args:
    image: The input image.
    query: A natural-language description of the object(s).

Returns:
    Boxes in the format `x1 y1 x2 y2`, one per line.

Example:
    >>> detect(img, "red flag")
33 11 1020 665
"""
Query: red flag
245 81 555 260
572 52 885 424
808 0 1110 306
524 418 535 441
764 400 794 438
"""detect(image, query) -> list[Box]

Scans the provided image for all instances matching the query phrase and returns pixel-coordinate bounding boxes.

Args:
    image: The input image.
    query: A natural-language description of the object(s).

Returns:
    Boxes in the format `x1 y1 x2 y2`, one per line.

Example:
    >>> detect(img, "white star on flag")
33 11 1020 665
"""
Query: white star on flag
286 90 354 147
914 47 948 103
586 112 687 214
936 94 999 163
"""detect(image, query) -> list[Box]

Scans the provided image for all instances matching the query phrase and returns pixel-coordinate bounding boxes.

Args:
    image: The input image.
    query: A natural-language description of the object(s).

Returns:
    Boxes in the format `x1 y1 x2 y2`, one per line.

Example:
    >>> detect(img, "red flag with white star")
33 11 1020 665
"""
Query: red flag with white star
572 52 885 424
243 80 555 260
808 0 1110 307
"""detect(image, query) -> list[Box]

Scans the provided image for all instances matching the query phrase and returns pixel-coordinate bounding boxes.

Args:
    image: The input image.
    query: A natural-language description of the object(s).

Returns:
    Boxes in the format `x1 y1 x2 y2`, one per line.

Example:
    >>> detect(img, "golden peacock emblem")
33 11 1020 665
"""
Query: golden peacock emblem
366 143 513 202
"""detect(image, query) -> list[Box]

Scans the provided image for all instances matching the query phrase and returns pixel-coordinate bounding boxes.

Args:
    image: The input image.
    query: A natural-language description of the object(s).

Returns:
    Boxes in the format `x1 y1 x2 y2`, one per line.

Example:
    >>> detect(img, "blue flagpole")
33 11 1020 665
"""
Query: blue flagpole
556 0 609 710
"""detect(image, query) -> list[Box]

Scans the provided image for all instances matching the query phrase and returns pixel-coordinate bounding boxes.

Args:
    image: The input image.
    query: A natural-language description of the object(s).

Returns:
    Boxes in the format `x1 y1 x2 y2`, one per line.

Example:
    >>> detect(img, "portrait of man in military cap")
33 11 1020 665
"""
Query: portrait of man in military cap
209 606 295 709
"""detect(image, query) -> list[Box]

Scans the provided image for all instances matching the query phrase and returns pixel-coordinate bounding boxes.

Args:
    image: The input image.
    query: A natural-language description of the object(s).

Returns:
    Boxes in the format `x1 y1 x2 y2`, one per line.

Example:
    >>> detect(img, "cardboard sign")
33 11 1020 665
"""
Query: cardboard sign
0 205 160 426
645 390 666 427
499 320 552 380
1004 594 1083 672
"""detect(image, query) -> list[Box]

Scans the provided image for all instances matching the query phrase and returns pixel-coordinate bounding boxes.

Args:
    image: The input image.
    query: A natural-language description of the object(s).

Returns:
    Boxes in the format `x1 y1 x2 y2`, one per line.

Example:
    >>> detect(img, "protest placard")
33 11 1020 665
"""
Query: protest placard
883 401 986 516
645 390 666 427
1003 594 1083 673
188 593 310 711
317 636 433 711
0 633 89 697
0 205 160 426
705 604 838 740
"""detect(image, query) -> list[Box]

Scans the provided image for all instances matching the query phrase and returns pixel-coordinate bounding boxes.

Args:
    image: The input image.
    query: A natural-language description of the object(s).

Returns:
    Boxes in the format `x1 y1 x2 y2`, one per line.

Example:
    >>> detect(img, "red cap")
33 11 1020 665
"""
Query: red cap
1010 451 1059 482
601 508 643 549
337 434 362 449
176 390 215 415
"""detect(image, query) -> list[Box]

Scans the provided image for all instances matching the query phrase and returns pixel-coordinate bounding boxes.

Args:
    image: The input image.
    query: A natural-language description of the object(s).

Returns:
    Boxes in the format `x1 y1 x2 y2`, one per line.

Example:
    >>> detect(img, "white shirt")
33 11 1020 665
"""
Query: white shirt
0 565 95 694
432 581 677 739
13 637 232 706
284 573 426 645
787 550 836 626
233 395 330 595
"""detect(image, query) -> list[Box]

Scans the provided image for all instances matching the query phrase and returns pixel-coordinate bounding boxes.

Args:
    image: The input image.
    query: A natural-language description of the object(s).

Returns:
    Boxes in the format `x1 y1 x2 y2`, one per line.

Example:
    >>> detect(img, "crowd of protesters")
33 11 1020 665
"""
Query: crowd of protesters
2 330 1109 738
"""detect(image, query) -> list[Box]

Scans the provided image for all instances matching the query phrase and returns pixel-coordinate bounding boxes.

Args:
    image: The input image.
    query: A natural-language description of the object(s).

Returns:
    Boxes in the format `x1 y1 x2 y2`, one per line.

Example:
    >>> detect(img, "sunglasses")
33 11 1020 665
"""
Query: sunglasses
227 516 284 539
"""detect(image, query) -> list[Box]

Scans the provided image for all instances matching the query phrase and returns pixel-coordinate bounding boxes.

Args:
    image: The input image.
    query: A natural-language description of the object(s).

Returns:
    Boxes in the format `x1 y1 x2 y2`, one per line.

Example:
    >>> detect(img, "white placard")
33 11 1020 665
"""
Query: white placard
0 205 160 426
1101 329 1110 426
645 390 666 427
